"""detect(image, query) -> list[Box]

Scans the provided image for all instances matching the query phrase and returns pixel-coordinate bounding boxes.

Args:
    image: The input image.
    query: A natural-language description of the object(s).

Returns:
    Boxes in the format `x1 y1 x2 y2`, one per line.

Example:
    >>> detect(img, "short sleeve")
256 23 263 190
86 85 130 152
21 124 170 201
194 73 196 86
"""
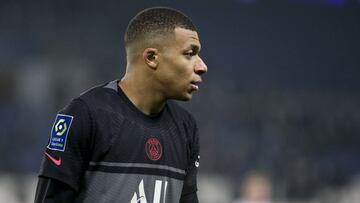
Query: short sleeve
181 116 200 199
38 98 93 191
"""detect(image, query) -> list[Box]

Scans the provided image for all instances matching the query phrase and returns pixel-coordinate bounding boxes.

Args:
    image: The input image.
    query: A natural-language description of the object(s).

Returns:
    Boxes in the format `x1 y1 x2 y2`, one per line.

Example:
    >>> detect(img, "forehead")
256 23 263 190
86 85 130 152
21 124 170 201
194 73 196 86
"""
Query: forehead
173 27 201 49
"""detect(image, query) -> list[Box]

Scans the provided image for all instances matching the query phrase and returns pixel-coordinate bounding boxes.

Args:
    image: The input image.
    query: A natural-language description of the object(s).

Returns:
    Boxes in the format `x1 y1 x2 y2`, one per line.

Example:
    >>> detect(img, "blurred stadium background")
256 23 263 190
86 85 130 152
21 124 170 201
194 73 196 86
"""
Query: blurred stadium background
1 0 360 202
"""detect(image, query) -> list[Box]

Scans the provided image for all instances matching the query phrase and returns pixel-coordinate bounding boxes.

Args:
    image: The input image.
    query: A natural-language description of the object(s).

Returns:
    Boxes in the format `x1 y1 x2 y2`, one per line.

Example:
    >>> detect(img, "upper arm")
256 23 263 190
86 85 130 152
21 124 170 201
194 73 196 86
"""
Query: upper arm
38 98 93 191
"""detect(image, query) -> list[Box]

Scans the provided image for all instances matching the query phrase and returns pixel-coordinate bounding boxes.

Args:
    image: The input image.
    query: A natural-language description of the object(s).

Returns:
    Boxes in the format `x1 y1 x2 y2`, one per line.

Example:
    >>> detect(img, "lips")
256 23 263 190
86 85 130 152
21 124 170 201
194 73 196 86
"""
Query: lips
190 80 202 91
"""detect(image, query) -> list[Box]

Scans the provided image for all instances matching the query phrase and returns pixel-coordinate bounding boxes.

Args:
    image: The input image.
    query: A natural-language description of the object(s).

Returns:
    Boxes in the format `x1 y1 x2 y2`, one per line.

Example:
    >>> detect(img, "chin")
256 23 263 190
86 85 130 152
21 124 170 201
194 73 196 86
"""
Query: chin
182 93 193 101
172 93 193 101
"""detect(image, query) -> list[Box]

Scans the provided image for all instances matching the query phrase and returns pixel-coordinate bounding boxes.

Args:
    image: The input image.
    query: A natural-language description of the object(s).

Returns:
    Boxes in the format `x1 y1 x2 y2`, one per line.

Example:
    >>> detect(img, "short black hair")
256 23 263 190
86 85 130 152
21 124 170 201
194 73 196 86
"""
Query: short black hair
125 7 196 47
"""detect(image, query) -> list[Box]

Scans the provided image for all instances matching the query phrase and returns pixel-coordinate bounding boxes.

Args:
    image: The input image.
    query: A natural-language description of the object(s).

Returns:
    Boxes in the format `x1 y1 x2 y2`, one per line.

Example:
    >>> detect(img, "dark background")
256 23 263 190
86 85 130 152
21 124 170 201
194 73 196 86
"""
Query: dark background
0 0 359 201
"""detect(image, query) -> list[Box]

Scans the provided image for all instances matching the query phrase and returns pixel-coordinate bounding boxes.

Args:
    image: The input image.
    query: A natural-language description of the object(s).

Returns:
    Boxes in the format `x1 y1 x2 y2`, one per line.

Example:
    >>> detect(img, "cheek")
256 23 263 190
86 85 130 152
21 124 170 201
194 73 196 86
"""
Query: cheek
174 67 193 88
160 56 193 86
174 59 194 77
166 62 189 80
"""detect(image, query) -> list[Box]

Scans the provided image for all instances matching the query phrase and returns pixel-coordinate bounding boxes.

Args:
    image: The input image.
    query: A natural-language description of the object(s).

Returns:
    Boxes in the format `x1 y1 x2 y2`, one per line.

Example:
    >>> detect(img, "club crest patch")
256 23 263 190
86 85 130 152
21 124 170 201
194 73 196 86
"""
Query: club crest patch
47 114 73 151
145 137 163 161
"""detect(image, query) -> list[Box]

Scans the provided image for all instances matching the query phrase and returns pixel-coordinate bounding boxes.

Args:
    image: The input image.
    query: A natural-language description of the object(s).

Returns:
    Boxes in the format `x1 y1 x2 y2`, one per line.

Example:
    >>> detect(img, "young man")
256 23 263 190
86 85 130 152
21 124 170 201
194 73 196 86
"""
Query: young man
35 7 207 203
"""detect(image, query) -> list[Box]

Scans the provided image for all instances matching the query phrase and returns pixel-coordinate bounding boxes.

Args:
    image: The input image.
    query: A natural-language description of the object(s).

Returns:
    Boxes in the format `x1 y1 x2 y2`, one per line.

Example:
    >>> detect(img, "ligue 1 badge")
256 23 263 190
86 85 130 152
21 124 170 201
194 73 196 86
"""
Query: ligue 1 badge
47 114 73 151
145 137 163 161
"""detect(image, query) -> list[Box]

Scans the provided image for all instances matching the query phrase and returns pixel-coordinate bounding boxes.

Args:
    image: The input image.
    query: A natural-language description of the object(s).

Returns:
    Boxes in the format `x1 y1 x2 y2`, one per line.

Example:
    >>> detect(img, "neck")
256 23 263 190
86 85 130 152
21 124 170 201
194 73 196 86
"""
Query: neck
118 70 166 116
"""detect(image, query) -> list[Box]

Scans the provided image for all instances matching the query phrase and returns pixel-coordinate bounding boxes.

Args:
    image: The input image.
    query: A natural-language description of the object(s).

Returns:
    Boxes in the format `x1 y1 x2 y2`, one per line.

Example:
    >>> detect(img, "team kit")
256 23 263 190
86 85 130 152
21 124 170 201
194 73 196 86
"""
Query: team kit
39 81 201 202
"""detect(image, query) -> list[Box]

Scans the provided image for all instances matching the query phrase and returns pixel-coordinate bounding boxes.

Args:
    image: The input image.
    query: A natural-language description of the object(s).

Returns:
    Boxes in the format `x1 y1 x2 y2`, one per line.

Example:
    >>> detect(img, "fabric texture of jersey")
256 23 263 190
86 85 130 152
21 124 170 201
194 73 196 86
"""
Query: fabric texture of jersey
38 80 200 202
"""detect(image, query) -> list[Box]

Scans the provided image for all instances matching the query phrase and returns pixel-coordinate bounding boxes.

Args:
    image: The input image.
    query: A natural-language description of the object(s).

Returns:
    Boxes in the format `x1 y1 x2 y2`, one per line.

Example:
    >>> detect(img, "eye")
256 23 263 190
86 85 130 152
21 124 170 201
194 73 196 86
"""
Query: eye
184 51 196 58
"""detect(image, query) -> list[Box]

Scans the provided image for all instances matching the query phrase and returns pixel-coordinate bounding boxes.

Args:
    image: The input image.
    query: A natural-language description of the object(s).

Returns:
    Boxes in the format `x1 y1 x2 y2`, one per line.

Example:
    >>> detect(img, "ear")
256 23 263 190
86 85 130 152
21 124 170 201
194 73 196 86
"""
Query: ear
143 48 159 70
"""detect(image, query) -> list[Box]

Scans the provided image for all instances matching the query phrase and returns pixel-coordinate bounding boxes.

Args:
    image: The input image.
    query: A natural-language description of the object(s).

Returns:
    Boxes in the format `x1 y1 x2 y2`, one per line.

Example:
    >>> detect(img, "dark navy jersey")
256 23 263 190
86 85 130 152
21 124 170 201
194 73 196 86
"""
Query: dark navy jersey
38 80 200 202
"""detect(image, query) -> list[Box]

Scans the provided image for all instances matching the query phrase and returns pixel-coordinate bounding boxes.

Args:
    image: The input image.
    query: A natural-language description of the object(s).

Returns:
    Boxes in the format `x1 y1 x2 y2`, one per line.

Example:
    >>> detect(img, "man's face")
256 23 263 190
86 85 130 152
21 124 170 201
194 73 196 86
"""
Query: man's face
156 27 208 101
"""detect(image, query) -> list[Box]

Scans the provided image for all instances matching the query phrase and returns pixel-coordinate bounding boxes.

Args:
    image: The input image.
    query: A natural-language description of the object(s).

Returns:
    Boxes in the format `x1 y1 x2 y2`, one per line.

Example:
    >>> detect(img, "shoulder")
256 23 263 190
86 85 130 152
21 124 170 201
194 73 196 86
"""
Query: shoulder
79 80 117 100
73 80 119 110
58 80 119 118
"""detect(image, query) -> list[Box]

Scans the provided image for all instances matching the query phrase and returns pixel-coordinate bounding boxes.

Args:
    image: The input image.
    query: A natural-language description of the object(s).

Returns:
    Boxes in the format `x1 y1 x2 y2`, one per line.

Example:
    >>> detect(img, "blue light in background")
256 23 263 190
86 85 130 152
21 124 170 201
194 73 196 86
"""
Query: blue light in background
326 0 349 6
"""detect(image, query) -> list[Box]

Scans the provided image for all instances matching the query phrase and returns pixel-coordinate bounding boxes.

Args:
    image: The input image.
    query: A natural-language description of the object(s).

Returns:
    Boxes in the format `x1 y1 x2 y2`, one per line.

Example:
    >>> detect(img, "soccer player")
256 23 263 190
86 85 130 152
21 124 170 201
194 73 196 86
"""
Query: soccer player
35 7 207 202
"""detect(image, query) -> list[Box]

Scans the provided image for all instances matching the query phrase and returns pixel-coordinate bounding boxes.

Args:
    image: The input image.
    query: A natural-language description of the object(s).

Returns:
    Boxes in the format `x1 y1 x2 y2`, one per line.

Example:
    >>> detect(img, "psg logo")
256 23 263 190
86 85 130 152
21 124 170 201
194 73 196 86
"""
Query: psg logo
145 137 163 161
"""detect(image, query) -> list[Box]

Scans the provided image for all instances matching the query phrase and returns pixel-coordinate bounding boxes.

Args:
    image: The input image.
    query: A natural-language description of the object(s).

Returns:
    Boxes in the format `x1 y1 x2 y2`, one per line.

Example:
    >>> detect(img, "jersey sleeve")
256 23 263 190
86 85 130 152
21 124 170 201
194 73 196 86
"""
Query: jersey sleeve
180 116 200 203
35 176 76 202
38 98 93 192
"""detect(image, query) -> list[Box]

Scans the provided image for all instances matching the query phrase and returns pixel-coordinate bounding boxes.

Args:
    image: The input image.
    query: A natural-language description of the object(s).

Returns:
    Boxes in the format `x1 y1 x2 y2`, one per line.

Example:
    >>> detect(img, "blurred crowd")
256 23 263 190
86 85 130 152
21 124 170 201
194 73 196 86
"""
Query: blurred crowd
1 0 360 202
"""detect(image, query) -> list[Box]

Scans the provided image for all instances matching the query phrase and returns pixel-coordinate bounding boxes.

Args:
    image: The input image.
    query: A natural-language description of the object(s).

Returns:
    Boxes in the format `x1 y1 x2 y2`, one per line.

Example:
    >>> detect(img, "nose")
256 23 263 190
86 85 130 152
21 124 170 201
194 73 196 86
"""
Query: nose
194 57 208 75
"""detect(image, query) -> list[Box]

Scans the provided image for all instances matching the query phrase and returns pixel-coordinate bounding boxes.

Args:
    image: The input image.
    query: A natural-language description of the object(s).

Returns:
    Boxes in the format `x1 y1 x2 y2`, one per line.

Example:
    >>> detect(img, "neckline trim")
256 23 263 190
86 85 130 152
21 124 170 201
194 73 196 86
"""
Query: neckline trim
105 80 167 122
